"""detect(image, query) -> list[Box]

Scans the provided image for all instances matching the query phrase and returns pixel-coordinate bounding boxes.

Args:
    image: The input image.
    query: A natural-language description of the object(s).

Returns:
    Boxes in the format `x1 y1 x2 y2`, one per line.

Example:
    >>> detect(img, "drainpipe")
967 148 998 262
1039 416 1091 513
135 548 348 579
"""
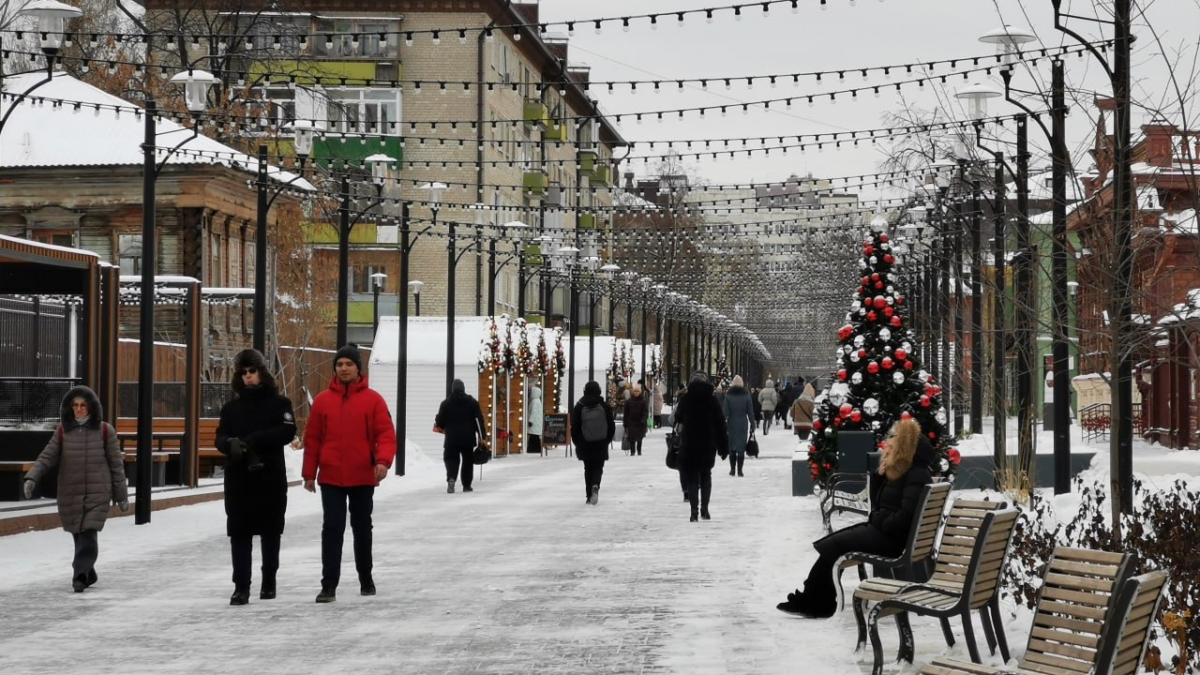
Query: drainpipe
476 24 491 205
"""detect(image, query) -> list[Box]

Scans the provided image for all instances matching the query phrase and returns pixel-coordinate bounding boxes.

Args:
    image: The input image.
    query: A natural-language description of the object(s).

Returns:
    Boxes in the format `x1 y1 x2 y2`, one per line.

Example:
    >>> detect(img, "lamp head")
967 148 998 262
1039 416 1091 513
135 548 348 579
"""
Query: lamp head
169 69 218 114
408 279 425 295
955 82 1001 119
418 181 448 206
364 154 395 186
369 272 388 289
978 25 1036 69
19 0 82 55
287 120 321 158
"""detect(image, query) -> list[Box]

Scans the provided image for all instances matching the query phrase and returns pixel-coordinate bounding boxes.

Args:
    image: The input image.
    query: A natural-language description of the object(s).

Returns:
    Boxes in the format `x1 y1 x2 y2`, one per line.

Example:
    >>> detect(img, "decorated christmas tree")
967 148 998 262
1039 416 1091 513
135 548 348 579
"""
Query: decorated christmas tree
807 231 960 485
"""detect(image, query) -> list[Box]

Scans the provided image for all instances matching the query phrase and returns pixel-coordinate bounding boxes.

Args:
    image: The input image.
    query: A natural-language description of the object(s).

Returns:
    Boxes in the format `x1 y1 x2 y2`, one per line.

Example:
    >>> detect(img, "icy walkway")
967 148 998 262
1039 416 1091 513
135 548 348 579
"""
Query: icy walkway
0 427 1027 675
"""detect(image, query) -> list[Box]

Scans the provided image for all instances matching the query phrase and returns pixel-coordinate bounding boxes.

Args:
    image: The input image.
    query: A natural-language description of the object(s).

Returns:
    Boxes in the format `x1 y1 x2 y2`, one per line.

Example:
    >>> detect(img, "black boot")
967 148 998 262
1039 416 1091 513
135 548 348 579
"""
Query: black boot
259 578 276 600
729 456 736 476
72 574 87 593
85 569 98 588
690 508 699 522
315 586 336 603
737 455 744 477
230 586 250 606
700 507 711 520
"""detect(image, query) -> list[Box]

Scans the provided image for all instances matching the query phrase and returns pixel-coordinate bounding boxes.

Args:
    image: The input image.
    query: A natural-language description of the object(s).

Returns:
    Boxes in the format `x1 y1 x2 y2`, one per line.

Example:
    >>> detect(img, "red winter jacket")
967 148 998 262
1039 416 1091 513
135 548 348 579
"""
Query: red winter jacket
303 375 397 487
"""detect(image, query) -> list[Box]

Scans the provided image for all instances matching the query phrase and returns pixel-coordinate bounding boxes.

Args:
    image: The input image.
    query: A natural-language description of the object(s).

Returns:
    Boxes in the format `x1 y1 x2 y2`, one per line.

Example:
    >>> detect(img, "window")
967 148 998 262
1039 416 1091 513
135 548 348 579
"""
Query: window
257 87 296 130
351 264 388 293
244 15 311 56
229 233 241 287
118 234 142 275
32 230 73 247
314 19 398 58
210 234 223 285
328 89 401 135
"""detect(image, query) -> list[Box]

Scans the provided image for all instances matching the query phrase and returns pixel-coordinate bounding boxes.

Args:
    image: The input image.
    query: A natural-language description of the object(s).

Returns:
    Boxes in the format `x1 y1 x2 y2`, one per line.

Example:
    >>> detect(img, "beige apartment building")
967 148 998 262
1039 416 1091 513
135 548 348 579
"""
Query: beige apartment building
144 0 624 345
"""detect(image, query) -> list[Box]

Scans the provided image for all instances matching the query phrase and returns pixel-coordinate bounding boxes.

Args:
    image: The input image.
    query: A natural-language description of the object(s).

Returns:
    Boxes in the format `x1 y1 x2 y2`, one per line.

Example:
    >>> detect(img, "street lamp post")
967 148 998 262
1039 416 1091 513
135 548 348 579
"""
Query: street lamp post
135 69 216 524
556 245 580 414
335 154 395 347
487 221 529 317
418 182 450 394
639 277 652 384
409 280 424 316
370 272 388 338
0 1 81 153
253 121 316 354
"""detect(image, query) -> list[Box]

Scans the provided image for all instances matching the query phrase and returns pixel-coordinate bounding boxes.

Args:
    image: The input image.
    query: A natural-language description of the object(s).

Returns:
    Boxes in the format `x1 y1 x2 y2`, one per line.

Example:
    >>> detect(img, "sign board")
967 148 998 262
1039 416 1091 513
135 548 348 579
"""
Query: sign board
542 413 569 446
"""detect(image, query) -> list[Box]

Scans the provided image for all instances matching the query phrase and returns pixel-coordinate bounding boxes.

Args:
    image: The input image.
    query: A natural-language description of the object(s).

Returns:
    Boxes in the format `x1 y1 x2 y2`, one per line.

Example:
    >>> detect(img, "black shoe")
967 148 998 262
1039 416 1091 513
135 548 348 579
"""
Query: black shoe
360 578 376 596
259 581 276 600
730 470 735 476
700 508 711 520
690 513 699 522
463 486 474 492
230 588 250 606
447 480 455 494
316 587 336 603
682 492 689 502
85 569 98 588
588 486 599 505
72 574 87 593
737 471 744 477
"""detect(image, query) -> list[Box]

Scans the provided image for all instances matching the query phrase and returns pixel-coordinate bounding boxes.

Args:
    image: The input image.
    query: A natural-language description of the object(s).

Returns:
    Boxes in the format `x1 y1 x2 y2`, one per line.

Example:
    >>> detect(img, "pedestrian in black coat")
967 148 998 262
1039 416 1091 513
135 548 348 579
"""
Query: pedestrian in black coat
215 349 297 606
673 371 729 522
622 384 649 456
777 418 935 618
435 379 488 494
570 381 615 505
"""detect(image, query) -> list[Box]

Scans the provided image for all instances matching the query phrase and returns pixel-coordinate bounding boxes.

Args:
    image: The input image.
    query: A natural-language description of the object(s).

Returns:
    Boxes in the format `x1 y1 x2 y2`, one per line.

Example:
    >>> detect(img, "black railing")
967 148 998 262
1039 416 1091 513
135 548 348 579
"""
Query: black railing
0 377 82 424
117 382 232 418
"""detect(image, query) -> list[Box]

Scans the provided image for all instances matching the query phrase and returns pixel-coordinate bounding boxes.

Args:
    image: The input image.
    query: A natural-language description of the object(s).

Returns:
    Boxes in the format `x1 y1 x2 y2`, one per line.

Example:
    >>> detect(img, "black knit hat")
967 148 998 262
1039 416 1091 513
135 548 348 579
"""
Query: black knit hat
334 344 362 372
234 348 269 372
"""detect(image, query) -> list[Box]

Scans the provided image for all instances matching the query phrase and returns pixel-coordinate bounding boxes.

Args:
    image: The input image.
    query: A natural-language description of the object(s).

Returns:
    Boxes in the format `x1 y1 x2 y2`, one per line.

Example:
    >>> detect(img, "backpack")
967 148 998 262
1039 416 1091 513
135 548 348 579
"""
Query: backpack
579 403 608 443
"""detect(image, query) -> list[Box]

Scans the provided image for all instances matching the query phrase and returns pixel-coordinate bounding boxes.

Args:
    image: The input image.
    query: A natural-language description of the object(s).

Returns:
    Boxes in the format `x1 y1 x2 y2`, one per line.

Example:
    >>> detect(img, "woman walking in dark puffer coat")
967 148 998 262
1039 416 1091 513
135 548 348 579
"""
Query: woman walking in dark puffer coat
23 386 128 593
215 349 297 606
672 372 729 521
435 379 488 494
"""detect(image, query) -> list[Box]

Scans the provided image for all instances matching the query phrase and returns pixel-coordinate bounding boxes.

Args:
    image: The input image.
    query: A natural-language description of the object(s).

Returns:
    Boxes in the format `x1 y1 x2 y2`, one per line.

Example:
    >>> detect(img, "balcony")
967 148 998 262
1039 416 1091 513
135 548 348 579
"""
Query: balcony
544 120 569 142
523 170 548 195
523 243 544 267
523 99 549 128
312 136 403 167
578 148 599 172
591 164 611 187
577 213 597 230
303 222 378 245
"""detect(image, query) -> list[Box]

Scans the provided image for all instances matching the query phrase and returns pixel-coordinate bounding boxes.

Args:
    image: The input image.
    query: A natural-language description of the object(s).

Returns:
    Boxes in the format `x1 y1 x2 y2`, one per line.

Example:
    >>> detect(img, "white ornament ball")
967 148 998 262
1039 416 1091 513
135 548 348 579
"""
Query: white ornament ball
935 410 947 425
849 351 861 363
893 371 906 385
879 328 892 341
869 256 878 265
851 371 863 385
854 335 866 348
864 398 880 415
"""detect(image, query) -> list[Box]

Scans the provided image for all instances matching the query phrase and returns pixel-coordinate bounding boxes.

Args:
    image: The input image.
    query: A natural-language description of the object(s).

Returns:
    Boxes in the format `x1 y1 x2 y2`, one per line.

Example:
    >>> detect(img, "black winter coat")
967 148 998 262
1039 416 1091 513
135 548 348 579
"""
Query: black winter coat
570 393 615 462
815 435 936 558
215 386 296 537
435 393 487 451
673 380 729 471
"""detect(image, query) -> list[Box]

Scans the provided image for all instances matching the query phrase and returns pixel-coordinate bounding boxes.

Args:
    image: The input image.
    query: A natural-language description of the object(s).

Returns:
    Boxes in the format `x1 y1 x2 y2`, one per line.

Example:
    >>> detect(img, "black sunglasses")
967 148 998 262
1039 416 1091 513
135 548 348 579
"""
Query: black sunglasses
240 367 258 375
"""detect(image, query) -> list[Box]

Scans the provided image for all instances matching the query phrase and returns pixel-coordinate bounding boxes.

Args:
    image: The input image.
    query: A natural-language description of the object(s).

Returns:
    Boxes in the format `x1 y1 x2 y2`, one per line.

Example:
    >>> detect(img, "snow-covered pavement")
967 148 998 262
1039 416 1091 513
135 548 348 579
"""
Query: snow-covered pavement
0 421 1194 674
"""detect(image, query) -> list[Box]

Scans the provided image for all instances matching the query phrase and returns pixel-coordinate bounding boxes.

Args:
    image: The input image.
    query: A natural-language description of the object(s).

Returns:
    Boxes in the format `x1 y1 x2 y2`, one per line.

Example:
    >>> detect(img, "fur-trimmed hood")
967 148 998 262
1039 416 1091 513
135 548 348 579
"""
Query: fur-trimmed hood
60 385 102 430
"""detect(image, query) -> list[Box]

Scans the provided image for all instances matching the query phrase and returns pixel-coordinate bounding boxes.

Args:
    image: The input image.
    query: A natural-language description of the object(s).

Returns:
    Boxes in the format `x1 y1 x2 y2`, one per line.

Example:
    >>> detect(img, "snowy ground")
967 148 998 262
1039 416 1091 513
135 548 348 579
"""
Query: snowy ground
0 420 1196 675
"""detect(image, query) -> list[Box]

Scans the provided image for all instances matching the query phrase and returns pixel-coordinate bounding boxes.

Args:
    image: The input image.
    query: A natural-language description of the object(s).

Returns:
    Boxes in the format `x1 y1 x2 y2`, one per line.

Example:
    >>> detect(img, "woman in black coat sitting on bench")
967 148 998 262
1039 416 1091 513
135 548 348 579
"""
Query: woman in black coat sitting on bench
777 417 934 618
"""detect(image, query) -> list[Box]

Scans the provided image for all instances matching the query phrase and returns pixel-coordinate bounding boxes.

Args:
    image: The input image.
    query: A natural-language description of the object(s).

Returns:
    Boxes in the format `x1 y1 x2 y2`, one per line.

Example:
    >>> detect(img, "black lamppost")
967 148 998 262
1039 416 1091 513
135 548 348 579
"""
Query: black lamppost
370 272 387 338
134 69 217 524
408 280 424 316
639 276 652 384
556 245 581 414
487 221 530 317
416 182 449 394
335 154 396 347
252 121 316 354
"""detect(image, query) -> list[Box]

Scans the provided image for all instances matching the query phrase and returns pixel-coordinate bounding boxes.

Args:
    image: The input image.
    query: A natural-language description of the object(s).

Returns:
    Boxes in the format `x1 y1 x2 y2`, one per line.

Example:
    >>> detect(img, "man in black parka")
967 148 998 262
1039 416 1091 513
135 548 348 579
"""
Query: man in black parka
215 349 297 606
673 371 729 522
435 379 488 494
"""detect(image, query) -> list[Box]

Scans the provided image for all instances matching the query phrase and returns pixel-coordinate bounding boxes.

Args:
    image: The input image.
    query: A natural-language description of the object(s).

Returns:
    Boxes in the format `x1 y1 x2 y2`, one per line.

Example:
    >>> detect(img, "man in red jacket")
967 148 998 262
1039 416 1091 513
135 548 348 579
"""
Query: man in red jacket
303 344 396 603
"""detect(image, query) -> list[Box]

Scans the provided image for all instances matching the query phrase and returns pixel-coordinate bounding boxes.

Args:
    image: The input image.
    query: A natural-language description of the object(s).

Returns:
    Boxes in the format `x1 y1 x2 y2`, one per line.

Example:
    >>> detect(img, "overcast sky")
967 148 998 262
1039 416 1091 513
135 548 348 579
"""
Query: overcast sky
536 0 1199 197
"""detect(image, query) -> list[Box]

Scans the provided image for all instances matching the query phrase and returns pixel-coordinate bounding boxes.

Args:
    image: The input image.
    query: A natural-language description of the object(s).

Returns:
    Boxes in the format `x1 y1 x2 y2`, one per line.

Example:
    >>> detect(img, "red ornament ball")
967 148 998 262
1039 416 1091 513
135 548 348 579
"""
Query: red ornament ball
858 349 867 359
838 325 853 340
850 410 862 423
873 296 887 309
867 311 878 322
891 316 902 327
837 369 848 381
920 395 931 408
881 357 894 370
948 448 961 465
871 273 881 282
884 307 894 317
883 254 895 264
839 403 853 418
813 420 823 430
865 245 875 256
904 361 914 371
875 281 884 289
867 362 880 374
895 295 905 305
894 348 907 360
900 412 912 420
879 234 889 243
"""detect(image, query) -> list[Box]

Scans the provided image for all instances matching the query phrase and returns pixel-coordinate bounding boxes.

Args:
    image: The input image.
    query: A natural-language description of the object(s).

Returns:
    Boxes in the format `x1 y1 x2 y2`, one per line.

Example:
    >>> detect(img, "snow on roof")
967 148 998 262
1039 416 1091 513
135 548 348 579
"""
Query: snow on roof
369 316 491 366
615 191 658 210
0 73 314 191
0 233 99 259
1163 209 1197 234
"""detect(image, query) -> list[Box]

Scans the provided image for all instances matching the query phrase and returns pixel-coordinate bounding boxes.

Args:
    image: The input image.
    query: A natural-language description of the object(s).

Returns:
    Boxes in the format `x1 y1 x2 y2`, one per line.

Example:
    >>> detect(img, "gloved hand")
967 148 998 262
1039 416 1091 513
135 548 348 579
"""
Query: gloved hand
22 479 35 500
227 437 246 463
118 500 130 513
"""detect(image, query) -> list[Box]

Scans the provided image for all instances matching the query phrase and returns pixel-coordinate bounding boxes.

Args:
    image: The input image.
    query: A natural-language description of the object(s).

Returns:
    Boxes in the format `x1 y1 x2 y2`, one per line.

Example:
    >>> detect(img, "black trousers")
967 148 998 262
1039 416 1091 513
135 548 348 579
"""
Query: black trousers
682 466 713 512
444 445 473 488
629 437 643 455
583 459 605 496
803 523 902 610
527 434 542 455
71 530 99 578
230 533 281 590
319 485 374 590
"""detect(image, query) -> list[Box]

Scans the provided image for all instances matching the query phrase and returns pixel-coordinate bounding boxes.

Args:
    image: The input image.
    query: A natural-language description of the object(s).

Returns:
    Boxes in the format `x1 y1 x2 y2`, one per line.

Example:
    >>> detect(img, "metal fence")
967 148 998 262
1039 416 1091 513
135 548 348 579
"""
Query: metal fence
116 382 232 418
0 297 83 378
0 377 81 424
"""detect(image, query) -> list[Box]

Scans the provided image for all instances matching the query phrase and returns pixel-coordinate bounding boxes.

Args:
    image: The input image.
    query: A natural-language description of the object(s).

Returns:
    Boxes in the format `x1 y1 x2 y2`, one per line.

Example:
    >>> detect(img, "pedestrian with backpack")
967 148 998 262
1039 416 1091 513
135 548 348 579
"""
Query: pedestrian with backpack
22 386 128 593
570 381 614 505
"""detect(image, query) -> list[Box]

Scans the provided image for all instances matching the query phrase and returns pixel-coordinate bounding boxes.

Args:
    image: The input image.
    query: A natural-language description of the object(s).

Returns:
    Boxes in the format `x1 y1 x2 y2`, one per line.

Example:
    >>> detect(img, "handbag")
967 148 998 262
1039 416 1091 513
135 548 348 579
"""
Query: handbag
746 435 760 458
472 444 491 465
664 425 682 470
621 435 631 452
